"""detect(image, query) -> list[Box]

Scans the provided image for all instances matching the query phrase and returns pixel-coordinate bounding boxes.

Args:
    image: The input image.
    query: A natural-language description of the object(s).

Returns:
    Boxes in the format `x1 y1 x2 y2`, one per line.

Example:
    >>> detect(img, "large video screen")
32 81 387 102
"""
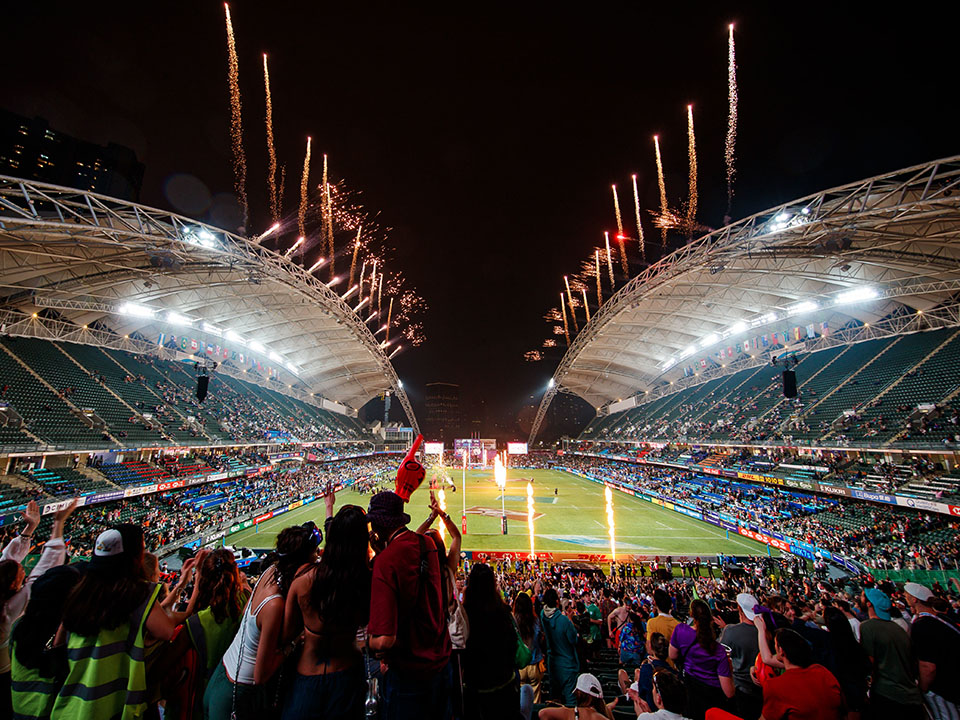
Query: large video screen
424 442 444 455
507 442 528 455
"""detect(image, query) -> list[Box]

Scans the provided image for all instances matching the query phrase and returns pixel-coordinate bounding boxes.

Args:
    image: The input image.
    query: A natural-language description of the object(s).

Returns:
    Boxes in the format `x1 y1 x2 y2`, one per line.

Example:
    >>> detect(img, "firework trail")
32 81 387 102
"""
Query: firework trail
369 259 378 307
595 250 602 307
298 136 312 238
726 23 738 218
324 155 335 280
263 54 279 223
377 273 383 315
386 297 393 343
581 288 591 322
224 4 247 226
612 184 624 236
563 276 578 332
358 261 367 300
632 174 645 262
604 232 615 288
348 226 362 287
686 105 698 233
278 164 286 218
654 135 668 247
560 293 571 346
617 234 629 275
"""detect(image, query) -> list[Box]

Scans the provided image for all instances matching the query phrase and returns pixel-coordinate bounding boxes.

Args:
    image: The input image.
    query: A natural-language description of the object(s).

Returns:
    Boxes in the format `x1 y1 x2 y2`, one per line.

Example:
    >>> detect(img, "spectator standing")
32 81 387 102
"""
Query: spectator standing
859 587 924 720
903 582 960 720
718 593 761 720
55 524 178 719
617 610 645 666
668 599 734 720
540 588 579 706
461 563 522 720
647 588 680 644
367 491 452 720
760 628 846 720
822 606 871 720
514 592 544 703
281 505 371 720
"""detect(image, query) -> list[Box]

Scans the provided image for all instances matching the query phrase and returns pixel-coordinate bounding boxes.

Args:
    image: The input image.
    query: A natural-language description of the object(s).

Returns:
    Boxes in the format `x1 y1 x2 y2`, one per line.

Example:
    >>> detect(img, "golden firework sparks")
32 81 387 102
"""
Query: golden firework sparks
604 232 615 288
726 23 739 217
687 105 698 234
348 226 362 287
581 287 591 322
563 276 578 332
654 135 668 247
612 184 624 236
298 136 312 239
377 273 383 315
595 249 602 307
263 54 279 224
278 164 286 218
323 154 335 280
632 173 645 262
527 482 536 560
386 296 393 343
560 292 571 345
224 3 247 226
617 233 629 275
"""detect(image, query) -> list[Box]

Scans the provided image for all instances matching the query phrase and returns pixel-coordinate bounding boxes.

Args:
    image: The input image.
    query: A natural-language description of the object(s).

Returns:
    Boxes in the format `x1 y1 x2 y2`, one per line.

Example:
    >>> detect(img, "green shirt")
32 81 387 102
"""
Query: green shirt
859 618 923 706
587 603 602 643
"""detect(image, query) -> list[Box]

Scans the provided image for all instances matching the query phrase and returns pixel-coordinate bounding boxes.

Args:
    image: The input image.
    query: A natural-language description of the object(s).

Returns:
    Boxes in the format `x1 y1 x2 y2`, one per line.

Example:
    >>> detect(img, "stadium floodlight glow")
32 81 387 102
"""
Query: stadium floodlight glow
183 227 217 249
679 344 697 359
835 286 879 305
308 257 326 273
662 358 677 371
202 322 222 337
283 236 305 258
761 312 778 324
248 340 265 353
285 361 297 372
225 329 244 344
341 284 358 300
166 311 193 326
726 321 748 335
325 275 341 288
548 378 555 388
397 379 403 389
787 300 818 316
269 351 282 362
120 303 155 318
700 333 720 349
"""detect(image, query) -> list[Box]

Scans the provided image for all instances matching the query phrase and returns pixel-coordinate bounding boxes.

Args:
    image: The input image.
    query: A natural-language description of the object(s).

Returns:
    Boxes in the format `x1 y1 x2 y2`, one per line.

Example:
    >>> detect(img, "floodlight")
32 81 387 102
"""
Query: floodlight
835 287 879 305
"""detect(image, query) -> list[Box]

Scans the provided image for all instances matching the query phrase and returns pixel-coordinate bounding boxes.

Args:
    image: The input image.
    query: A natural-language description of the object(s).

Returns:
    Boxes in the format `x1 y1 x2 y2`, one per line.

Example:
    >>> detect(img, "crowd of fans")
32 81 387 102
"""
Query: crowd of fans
562 455 960 571
0 482 958 720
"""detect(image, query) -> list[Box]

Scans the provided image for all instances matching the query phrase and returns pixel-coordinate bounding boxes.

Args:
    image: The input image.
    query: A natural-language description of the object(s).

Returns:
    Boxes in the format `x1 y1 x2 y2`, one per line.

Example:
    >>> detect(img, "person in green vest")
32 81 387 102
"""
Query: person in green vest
53 524 178 720
540 588 579 705
9 564 82 720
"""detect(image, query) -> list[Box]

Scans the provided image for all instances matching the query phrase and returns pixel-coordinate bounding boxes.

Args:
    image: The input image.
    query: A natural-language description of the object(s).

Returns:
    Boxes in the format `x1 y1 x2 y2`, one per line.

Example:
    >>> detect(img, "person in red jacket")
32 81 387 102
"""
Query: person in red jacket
760 629 845 720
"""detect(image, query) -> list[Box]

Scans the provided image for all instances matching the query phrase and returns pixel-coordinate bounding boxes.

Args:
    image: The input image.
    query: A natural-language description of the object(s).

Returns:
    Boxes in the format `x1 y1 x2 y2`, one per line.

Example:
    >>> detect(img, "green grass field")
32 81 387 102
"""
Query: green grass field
226 469 774 558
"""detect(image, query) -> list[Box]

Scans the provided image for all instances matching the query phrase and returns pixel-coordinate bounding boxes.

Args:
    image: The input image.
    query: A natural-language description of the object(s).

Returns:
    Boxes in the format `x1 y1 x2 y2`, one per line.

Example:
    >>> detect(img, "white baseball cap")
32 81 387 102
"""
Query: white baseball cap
904 582 934 602
575 673 603 699
94 528 124 557
737 593 758 620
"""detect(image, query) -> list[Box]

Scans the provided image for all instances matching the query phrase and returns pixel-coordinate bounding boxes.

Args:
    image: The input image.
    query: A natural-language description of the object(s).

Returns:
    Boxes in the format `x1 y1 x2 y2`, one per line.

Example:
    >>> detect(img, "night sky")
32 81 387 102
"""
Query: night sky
4 3 957 438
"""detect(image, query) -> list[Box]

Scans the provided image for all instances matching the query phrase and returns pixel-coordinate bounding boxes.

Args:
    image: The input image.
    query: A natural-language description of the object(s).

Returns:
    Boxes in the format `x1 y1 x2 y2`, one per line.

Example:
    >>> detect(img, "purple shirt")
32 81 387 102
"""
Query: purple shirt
670 622 731 688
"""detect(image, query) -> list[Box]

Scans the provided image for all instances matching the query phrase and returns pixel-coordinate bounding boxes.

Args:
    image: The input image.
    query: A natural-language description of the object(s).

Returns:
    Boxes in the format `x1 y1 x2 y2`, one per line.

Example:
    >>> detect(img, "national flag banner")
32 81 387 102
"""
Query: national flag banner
821 320 829 335
735 343 742 354
190 339 199 350
684 366 693 377
239 353 245 363
761 335 769 347
700 358 707 368
206 344 214 354
727 346 734 357
807 323 816 339
158 333 167 346
222 347 229 359
793 327 802 341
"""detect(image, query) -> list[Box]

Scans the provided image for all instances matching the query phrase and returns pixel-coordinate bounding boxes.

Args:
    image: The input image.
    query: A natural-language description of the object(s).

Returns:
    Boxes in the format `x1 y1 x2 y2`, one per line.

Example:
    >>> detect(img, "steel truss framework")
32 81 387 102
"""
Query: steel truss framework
530 156 960 445
0 177 419 435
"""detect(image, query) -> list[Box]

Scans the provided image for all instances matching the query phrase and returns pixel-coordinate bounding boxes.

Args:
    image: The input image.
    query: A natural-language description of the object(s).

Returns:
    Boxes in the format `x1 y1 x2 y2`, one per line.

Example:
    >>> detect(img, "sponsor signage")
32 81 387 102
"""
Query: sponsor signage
850 489 897 504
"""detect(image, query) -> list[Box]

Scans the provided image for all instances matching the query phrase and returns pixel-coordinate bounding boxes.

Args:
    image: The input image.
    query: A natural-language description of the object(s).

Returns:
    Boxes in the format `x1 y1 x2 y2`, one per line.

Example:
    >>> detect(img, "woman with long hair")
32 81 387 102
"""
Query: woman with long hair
823 605 871 719
0 499 75 716
513 592 544 703
462 563 521 719
204 524 320 720
54 523 178 719
280 505 371 720
668 599 734 720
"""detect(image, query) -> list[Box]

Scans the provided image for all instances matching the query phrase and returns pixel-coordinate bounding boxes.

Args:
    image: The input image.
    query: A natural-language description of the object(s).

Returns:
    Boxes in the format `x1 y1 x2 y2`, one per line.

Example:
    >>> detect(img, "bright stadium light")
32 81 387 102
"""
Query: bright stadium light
120 303 155 318
548 378 555 388
835 286 879 305
225 329 244 344
662 358 677 371
248 340 265 353
166 311 193 326
679 344 696 359
202 322 222 337
787 300 818 316
700 333 720 349
183 227 217 249
727 321 747 335
269 351 282 362
398 379 404 389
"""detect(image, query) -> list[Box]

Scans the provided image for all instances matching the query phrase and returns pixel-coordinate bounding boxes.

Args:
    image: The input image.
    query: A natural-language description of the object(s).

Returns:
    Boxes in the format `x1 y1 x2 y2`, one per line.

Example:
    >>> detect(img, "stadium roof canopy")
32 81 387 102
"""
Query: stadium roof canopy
530 156 960 443
0 177 419 433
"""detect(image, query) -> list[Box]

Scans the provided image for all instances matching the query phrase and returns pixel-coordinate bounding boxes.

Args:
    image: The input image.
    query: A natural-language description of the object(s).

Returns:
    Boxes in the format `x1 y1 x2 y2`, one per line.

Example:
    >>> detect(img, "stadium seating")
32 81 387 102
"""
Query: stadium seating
99 460 172 486
21 466 115 497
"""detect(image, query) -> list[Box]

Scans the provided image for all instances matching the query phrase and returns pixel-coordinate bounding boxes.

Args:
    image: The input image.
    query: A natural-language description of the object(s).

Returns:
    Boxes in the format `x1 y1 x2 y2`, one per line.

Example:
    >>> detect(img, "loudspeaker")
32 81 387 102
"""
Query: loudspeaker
782 370 797 398
196 375 209 403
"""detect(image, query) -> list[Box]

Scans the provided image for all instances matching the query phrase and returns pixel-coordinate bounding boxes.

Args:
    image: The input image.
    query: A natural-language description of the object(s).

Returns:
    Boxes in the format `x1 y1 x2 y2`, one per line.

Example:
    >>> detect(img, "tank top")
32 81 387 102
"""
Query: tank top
221 575 281 685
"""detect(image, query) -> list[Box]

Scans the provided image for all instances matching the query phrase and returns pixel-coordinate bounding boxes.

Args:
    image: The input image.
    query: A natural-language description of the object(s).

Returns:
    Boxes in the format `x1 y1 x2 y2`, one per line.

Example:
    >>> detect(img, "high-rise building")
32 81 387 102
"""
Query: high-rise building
0 109 144 200
424 382 461 443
